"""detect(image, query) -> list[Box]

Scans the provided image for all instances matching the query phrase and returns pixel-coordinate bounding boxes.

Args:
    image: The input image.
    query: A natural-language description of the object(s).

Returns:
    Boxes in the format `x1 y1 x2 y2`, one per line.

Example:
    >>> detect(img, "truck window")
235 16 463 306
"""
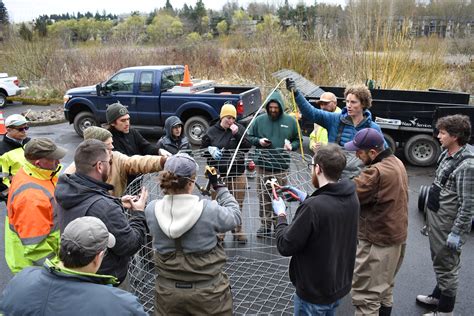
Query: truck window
161 69 184 91
139 72 153 93
106 72 134 93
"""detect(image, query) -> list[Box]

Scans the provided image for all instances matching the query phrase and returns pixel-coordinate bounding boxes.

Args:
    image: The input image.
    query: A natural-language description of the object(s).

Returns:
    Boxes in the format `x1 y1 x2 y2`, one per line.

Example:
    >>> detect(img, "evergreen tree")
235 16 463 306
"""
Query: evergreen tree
19 22 33 41
0 0 9 25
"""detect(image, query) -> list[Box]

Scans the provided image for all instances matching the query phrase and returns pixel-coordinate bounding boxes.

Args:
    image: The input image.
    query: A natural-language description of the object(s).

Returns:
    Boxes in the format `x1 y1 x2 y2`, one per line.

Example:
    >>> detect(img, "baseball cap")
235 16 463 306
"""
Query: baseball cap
344 128 384 151
163 153 198 177
5 114 28 127
316 92 337 104
24 137 67 160
61 216 116 256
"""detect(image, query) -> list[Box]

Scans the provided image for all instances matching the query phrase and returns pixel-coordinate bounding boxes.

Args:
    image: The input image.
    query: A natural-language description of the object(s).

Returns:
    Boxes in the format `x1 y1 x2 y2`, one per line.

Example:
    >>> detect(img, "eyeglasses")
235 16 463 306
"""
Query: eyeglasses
307 162 315 171
12 126 29 132
344 100 360 105
92 160 112 167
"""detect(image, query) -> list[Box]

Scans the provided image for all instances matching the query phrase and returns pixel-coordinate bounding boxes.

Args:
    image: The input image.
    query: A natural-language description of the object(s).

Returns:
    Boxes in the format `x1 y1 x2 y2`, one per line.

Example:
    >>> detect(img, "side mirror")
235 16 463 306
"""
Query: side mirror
96 84 102 96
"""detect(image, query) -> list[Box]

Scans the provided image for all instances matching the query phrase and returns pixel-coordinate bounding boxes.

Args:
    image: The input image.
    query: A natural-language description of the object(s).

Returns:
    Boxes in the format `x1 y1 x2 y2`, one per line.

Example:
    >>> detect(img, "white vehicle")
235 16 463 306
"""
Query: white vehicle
0 73 23 107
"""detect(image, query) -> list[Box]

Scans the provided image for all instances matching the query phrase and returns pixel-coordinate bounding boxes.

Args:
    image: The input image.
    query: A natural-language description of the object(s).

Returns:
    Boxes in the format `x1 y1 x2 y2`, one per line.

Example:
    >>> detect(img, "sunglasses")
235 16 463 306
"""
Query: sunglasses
11 126 29 132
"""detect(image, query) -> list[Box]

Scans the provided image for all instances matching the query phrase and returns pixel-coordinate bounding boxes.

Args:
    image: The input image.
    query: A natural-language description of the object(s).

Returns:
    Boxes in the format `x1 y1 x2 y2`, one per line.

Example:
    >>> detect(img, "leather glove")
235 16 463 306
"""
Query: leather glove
446 232 461 250
205 167 226 191
208 146 222 160
278 185 307 202
272 197 287 217
286 78 297 93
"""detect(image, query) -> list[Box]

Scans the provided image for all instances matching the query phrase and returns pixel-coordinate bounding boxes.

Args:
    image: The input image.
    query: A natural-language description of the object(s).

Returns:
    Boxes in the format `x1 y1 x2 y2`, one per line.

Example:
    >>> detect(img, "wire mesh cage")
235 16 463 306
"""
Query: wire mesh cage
126 148 313 315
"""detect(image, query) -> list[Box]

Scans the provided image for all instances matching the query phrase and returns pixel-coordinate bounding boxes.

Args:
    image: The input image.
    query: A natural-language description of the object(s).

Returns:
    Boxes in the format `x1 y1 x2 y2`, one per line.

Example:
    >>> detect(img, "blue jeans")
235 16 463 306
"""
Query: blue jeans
293 293 340 316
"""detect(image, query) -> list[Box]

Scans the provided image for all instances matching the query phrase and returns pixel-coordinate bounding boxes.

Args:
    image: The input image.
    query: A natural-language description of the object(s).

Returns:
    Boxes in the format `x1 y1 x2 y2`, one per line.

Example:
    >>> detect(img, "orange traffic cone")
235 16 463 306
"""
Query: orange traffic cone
0 112 6 135
180 65 193 87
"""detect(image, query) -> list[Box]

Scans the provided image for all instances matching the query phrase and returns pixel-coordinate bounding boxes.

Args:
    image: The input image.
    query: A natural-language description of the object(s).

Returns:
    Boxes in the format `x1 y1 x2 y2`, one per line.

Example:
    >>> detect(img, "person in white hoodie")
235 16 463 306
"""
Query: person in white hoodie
144 153 241 316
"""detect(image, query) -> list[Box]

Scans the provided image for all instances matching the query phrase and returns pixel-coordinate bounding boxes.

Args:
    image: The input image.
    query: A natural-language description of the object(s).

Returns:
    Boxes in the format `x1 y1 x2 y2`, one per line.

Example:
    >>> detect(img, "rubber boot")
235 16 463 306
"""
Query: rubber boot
232 225 248 244
379 305 392 316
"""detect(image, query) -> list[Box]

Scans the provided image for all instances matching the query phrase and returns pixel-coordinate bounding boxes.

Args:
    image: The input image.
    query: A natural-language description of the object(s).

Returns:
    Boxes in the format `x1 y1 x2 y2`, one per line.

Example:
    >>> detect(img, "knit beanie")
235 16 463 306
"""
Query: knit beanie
106 103 129 124
220 103 237 119
83 126 113 141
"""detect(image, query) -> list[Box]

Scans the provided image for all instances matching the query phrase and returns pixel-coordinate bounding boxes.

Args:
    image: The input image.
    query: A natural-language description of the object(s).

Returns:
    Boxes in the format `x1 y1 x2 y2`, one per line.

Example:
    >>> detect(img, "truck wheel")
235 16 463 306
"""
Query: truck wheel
404 134 441 166
418 185 429 213
184 116 209 146
0 92 7 108
73 112 98 137
383 133 396 153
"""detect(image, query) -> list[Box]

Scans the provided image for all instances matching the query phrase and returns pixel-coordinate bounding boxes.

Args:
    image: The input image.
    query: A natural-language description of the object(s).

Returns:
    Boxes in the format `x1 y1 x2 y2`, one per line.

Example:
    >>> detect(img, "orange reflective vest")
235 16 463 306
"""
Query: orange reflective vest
5 162 61 274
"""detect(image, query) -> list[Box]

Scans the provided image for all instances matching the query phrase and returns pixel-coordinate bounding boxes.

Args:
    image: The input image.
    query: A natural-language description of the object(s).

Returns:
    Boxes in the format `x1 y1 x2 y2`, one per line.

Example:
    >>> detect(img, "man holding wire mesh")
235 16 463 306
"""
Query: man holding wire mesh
248 89 299 238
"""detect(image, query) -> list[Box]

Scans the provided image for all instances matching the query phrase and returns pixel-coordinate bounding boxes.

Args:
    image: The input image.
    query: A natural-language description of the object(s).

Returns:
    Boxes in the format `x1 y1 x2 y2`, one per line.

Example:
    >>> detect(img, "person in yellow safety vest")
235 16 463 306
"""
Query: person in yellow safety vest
309 92 341 154
5 138 67 274
0 114 31 194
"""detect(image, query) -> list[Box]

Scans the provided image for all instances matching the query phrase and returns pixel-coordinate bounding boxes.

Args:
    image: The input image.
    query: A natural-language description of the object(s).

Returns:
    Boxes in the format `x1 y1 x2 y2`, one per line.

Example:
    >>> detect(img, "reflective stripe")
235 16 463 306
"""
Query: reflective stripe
9 182 53 202
8 222 52 245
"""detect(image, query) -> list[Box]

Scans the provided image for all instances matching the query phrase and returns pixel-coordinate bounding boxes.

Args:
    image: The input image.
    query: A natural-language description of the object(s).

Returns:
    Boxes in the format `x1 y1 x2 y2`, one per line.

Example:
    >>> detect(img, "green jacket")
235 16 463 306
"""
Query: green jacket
248 90 299 171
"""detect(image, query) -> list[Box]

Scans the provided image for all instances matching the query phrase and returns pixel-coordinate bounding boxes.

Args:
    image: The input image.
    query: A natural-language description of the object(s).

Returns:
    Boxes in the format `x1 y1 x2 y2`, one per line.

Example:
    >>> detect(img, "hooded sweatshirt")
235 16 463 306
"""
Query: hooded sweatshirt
156 116 191 155
247 90 299 171
274 179 360 305
55 173 146 283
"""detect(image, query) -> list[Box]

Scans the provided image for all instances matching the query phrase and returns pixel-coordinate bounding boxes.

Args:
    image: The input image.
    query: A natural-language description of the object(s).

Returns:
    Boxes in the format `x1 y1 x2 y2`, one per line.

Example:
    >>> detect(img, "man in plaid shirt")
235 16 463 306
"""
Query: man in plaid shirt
417 114 474 316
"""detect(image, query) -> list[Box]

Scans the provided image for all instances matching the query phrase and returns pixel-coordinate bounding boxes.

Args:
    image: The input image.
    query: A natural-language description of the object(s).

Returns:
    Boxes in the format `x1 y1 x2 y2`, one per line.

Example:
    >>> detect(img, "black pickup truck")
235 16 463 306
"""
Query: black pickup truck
301 87 473 166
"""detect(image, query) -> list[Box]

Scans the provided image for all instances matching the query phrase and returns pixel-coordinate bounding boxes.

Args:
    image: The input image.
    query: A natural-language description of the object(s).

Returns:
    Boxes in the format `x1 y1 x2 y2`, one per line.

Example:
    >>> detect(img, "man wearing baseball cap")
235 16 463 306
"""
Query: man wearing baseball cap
309 92 341 154
345 128 409 316
5 138 67 274
0 216 146 315
0 114 31 192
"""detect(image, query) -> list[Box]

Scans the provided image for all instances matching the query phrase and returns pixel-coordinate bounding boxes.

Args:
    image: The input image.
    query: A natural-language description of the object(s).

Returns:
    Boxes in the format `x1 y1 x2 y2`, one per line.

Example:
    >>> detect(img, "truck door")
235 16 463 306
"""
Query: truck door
131 71 160 126
96 71 135 120
159 68 185 124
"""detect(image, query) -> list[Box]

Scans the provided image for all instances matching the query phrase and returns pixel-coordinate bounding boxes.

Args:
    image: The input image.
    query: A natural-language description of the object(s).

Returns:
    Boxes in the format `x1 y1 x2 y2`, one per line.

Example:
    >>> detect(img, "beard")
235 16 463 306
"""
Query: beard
312 172 320 189
101 169 109 182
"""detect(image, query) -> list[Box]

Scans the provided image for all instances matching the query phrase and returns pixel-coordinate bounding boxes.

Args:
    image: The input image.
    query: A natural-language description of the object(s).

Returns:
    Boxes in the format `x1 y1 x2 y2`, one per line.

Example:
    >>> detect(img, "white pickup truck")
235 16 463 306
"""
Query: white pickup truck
0 73 23 107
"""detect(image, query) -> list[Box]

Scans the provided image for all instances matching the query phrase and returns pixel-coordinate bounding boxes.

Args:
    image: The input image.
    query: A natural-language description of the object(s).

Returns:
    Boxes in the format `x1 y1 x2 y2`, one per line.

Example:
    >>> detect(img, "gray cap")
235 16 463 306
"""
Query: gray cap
106 103 129 124
164 153 198 177
24 137 67 160
61 216 116 256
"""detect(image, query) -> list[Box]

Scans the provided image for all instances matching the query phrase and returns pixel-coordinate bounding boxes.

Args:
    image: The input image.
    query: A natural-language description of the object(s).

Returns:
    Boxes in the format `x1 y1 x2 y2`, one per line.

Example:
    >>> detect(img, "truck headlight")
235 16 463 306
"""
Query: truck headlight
63 94 71 104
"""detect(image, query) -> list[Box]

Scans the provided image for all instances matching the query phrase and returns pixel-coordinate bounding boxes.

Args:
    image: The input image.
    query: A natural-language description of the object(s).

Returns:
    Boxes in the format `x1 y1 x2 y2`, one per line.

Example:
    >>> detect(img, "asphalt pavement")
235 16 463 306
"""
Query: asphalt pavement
0 103 473 315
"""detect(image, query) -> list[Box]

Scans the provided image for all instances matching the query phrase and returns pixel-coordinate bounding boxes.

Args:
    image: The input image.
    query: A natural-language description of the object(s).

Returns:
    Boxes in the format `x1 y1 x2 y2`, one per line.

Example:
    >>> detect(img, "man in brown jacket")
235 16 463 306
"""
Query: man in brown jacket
65 126 166 197
345 128 408 316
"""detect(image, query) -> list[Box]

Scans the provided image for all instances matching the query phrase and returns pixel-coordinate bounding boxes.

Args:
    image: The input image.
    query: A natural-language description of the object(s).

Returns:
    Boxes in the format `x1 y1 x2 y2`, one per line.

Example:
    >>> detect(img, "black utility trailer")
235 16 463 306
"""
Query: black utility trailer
301 87 473 166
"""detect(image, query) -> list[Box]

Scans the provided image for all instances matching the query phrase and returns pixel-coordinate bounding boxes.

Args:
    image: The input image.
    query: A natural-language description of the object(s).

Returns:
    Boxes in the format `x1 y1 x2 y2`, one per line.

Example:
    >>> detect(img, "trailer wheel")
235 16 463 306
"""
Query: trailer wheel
383 133 396 153
404 134 440 166
184 115 209 146
73 111 98 137
0 92 7 108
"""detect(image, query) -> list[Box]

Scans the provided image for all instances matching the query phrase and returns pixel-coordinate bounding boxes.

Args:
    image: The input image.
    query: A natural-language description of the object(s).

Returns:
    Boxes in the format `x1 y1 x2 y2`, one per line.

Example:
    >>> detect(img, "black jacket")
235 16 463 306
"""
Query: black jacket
0 135 30 156
156 116 191 155
55 173 146 283
110 127 157 157
201 122 251 177
274 179 359 304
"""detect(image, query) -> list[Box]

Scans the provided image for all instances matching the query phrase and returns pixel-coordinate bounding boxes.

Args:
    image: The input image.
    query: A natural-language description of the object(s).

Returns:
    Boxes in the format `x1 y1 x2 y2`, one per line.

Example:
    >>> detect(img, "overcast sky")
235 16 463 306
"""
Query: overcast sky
4 0 344 23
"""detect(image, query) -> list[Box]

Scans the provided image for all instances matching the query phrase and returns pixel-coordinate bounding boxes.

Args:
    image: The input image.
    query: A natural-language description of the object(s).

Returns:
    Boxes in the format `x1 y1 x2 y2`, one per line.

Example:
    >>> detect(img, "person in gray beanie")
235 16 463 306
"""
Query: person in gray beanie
105 102 158 158
64 126 166 197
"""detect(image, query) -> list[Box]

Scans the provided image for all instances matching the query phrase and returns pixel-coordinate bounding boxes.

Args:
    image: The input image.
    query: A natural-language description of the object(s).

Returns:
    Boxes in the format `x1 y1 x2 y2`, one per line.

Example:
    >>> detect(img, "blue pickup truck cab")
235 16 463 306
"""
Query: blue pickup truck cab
63 65 261 145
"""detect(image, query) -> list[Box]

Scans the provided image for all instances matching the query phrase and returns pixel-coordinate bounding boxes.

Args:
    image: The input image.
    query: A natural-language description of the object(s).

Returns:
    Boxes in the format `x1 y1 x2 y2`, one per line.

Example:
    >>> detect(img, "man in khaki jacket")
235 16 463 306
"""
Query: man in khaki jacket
65 126 166 196
345 128 408 316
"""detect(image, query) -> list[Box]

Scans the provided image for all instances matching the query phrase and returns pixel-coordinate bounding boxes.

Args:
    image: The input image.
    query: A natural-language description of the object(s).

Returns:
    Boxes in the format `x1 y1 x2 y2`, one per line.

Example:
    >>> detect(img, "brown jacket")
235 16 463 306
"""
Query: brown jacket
64 151 165 197
354 149 408 246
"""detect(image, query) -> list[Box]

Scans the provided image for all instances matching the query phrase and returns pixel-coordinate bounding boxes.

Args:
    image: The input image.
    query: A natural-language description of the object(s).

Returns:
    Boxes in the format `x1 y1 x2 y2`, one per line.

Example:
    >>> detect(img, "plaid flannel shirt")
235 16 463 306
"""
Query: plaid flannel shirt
434 145 474 235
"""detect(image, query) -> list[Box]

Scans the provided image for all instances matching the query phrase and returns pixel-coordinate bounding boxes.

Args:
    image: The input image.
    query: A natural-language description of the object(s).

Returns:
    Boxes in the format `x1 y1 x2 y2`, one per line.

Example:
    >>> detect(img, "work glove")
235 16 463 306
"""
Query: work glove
286 78 297 93
278 186 307 202
158 148 172 157
208 146 222 160
446 232 461 250
272 197 287 217
205 167 226 191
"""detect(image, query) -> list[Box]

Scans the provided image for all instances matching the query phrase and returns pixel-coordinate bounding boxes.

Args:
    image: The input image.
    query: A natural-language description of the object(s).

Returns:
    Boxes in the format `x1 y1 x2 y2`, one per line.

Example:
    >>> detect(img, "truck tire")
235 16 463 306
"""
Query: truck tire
184 115 209 146
404 134 441 166
73 111 98 137
418 185 429 213
0 92 7 108
383 133 396 153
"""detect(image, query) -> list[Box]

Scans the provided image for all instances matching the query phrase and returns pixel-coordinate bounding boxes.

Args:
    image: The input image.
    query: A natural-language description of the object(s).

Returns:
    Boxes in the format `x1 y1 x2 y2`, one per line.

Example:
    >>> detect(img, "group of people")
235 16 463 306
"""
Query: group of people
0 78 472 316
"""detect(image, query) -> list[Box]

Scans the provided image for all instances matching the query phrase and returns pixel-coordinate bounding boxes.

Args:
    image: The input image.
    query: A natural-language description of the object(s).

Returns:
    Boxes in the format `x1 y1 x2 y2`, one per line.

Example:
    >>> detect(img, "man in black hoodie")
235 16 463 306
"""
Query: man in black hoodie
272 144 359 315
55 139 148 289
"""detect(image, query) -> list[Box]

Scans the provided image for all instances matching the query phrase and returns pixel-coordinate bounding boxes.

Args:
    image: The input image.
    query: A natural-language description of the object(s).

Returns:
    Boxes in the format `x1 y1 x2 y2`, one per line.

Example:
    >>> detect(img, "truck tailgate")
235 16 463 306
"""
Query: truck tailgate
240 87 261 117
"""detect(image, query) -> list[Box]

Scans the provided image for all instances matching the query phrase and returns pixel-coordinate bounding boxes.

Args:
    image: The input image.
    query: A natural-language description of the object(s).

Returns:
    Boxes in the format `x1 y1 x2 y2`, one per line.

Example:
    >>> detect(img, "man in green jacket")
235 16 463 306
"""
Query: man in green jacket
248 89 299 237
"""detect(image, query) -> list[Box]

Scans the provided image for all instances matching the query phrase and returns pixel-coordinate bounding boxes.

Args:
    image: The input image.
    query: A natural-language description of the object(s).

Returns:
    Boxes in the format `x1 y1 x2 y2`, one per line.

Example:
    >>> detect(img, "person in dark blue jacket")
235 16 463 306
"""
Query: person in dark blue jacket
0 216 146 316
286 79 386 178
156 116 191 156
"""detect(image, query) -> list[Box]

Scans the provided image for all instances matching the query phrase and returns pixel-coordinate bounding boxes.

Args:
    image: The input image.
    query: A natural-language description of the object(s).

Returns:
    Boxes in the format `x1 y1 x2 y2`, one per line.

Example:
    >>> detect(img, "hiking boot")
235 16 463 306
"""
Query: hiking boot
422 312 453 316
232 226 248 244
416 295 440 306
256 227 271 238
